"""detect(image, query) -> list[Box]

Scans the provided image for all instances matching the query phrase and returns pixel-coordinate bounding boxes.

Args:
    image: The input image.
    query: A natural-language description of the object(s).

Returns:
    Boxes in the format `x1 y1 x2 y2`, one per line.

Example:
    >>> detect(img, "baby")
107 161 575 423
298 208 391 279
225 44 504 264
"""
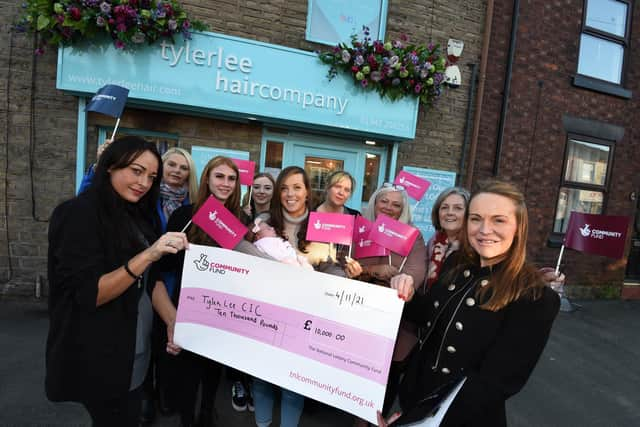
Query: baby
252 218 313 270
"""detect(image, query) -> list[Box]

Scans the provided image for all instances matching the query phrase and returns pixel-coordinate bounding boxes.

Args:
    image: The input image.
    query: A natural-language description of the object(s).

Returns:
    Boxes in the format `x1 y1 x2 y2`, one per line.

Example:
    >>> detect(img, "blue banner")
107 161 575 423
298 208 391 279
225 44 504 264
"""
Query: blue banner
85 84 129 118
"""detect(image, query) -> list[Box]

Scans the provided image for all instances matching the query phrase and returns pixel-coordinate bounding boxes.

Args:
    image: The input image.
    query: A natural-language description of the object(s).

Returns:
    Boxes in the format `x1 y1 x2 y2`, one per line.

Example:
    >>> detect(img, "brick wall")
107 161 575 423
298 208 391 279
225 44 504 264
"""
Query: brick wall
0 0 486 297
475 1 640 294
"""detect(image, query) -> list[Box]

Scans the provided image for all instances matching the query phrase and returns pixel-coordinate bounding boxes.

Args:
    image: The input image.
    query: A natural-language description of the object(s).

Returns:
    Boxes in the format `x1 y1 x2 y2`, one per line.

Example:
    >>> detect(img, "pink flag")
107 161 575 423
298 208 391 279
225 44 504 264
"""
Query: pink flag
369 214 420 257
192 196 248 249
564 212 630 259
306 212 355 246
394 170 431 201
352 216 389 259
232 158 256 186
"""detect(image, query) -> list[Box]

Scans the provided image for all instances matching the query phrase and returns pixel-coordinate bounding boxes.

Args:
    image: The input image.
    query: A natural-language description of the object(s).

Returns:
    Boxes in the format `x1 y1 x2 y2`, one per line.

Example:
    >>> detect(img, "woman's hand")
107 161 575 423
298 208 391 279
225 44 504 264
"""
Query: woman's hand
539 267 566 293
147 232 189 262
377 410 402 426
390 273 415 301
166 319 182 356
96 138 112 161
344 256 363 278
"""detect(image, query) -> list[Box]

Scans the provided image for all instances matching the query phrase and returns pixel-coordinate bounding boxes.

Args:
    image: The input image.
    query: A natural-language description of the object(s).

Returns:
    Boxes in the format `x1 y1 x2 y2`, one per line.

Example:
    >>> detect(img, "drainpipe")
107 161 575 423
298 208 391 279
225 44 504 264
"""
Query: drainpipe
493 0 520 176
464 0 494 189
458 63 479 185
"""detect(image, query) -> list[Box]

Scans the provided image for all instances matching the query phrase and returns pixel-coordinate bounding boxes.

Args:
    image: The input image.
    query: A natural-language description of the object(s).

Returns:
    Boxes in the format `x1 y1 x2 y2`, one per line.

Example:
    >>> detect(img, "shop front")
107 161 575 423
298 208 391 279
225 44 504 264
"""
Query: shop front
57 31 419 211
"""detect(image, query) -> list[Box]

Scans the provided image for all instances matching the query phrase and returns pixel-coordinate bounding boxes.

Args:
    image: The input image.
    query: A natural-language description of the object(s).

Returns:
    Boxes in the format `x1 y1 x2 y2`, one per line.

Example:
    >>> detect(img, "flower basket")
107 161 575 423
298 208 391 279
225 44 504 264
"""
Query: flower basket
16 0 207 54
319 27 448 106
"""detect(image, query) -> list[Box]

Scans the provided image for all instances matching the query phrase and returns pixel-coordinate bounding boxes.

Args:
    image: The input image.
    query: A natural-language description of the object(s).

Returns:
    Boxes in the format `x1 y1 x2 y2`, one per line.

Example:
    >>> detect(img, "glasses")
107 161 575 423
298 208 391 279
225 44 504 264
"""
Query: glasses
382 182 406 191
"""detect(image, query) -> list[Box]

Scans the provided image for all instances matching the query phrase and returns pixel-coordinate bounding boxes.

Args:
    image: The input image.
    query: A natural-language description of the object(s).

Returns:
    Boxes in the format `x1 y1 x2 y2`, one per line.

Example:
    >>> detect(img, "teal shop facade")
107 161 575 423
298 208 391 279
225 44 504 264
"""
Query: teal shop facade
0 1 487 294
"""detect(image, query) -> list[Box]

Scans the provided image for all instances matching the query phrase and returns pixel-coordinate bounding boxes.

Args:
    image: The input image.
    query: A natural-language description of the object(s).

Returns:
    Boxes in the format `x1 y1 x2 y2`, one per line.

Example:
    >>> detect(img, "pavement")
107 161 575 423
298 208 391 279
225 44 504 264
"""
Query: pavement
0 298 639 427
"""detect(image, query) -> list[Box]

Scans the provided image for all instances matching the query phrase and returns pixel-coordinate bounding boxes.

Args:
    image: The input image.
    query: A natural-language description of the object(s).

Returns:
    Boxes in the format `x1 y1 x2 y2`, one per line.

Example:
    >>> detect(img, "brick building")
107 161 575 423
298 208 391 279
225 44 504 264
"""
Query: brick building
473 0 640 297
0 1 486 296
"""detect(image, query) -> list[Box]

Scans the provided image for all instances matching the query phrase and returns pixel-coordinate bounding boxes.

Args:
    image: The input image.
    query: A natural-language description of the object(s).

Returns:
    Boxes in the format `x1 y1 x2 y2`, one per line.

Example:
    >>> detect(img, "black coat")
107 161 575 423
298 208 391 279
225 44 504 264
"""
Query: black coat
45 190 153 402
398 259 560 427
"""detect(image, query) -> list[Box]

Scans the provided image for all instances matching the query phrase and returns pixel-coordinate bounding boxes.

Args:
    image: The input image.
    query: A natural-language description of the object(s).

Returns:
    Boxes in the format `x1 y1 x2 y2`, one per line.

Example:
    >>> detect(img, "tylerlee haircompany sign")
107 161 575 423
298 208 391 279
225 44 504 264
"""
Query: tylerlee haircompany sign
57 31 419 139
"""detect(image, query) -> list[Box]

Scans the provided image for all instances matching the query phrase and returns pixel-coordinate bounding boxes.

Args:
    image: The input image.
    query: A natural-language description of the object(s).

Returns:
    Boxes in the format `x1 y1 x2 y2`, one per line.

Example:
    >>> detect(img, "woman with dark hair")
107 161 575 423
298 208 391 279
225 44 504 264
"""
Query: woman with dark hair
242 172 276 223
46 136 185 426
380 181 561 427
157 155 268 427
252 166 362 427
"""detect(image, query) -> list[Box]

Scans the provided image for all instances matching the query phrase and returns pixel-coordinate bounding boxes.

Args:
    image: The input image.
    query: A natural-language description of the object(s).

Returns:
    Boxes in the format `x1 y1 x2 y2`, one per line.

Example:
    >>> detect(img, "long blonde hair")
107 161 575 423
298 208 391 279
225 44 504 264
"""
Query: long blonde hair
188 156 241 245
456 181 544 311
162 147 198 199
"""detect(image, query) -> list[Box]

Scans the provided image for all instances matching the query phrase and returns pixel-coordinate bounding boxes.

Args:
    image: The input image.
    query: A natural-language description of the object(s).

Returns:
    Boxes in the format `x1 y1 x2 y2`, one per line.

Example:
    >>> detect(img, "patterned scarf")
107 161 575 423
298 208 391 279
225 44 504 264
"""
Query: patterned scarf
160 182 188 220
426 231 460 289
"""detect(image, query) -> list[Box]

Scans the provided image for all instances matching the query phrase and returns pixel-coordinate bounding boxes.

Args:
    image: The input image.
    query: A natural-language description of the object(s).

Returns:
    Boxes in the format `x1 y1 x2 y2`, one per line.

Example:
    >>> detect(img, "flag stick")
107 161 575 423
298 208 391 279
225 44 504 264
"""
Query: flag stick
399 256 408 272
111 117 121 140
388 253 392 266
554 244 565 276
329 242 335 261
180 220 192 233
348 243 352 259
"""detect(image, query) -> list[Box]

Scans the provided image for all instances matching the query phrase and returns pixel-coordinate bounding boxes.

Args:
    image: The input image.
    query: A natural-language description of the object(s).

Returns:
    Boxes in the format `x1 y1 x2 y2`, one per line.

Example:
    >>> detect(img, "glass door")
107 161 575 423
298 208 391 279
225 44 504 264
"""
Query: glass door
261 130 388 212
291 144 359 209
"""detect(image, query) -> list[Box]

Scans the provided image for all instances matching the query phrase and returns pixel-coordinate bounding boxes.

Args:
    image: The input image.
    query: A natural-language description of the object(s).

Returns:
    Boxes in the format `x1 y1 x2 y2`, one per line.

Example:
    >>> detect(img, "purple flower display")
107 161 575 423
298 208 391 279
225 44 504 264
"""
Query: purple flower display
318 25 449 106
19 0 207 53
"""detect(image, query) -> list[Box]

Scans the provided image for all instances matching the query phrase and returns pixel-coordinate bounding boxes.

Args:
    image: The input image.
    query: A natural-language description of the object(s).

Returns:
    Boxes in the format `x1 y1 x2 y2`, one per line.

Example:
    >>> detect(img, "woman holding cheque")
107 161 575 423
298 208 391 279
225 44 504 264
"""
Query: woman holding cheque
46 137 184 426
157 156 267 427
380 181 560 426
251 166 362 427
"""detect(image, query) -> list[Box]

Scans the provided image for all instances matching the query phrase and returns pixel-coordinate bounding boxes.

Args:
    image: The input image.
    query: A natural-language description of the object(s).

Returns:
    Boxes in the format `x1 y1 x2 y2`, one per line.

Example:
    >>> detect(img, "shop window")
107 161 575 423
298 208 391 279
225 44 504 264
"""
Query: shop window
306 0 388 46
264 140 283 178
576 0 631 85
553 137 613 233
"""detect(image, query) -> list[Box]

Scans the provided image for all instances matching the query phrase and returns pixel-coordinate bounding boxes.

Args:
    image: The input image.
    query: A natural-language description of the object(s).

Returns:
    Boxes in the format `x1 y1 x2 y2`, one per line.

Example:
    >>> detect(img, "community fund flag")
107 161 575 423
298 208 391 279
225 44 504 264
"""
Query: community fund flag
232 158 256 186
393 170 431 201
85 85 129 118
352 216 389 259
192 196 248 249
369 214 420 257
564 212 630 259
306 212 355 246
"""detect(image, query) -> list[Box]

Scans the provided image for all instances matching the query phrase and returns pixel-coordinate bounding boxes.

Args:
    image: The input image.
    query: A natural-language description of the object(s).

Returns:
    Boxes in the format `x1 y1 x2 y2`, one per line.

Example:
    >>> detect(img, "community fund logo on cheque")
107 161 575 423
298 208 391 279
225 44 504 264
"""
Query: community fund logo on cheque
193 254 250 276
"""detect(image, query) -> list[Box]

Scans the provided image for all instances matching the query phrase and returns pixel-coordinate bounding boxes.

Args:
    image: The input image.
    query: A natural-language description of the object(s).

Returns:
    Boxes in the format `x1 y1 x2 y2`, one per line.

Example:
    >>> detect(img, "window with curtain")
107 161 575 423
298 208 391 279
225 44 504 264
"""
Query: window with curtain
553 137 613 233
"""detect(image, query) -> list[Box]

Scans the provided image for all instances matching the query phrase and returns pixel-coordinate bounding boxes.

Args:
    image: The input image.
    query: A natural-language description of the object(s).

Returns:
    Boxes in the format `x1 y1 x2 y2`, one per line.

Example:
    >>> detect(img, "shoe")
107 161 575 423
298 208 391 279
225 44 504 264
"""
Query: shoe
140 396 156 424
231 381 247 412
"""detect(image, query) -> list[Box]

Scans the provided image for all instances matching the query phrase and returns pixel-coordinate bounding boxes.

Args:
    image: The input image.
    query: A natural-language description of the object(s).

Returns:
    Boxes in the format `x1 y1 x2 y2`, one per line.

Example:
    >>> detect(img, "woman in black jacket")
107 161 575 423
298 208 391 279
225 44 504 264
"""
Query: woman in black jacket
46 137 185 426
381 181 560 427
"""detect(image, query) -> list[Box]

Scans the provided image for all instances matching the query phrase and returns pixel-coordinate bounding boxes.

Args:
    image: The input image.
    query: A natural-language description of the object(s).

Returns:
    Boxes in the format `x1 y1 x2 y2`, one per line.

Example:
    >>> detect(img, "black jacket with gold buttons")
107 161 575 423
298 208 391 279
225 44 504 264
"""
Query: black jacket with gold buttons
397 258 560 427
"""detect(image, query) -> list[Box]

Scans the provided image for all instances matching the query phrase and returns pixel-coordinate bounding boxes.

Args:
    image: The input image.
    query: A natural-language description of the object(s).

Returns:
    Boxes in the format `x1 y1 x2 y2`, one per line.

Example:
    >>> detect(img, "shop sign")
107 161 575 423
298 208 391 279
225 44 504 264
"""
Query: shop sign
57 31 418 139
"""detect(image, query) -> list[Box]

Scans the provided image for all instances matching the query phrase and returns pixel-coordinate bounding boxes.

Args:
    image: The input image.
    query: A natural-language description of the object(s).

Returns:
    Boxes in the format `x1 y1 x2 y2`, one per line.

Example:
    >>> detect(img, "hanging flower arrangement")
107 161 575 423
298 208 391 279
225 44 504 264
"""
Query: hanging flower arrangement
319 27 448 106
15 0 207 54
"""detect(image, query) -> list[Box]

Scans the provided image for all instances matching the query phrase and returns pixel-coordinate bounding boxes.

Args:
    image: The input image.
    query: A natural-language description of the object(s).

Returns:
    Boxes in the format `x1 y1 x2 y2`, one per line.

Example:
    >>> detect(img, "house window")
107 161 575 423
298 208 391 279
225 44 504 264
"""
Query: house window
577 0 631 84
553 137 613 233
